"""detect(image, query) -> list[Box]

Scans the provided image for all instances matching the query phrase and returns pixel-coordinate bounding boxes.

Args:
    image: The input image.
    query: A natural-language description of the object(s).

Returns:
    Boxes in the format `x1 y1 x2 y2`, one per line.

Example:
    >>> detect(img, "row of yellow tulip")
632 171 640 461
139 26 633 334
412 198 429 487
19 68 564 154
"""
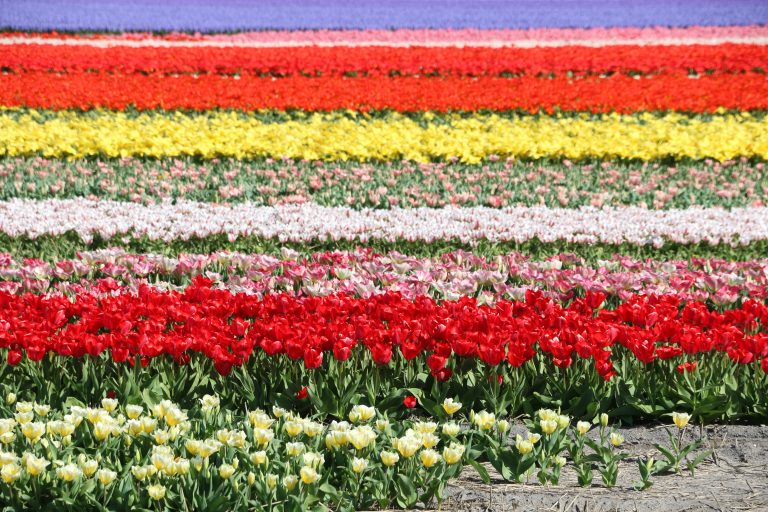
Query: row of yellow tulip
1 110 765 162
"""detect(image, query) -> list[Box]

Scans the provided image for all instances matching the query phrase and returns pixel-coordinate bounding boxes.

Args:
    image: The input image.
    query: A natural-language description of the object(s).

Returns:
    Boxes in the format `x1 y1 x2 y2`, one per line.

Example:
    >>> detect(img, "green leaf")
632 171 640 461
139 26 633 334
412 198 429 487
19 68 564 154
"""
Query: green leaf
395 474 418 509
468 460 491 484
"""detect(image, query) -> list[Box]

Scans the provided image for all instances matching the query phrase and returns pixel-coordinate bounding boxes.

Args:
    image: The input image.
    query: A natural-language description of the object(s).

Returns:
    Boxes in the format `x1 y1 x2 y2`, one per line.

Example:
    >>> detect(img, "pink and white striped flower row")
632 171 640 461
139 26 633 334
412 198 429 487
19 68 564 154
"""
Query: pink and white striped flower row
0 199 764 246
3 25 767 48
1 249 762 305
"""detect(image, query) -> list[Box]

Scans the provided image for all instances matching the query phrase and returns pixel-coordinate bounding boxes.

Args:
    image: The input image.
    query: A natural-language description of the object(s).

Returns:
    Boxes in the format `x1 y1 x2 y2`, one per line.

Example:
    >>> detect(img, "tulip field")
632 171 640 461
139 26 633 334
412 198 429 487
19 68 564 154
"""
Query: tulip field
0 0 767 509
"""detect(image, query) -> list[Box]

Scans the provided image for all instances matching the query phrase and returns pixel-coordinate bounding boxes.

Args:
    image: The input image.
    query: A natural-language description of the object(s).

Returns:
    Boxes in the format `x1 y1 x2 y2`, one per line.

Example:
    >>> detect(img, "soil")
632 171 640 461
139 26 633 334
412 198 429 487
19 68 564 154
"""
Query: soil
440 424 768 512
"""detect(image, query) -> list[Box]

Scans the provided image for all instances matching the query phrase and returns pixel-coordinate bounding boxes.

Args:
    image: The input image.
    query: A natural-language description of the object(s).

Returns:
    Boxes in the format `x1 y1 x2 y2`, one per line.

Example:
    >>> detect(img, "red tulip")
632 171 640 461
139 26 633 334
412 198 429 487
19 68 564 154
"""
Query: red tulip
403 395 417 409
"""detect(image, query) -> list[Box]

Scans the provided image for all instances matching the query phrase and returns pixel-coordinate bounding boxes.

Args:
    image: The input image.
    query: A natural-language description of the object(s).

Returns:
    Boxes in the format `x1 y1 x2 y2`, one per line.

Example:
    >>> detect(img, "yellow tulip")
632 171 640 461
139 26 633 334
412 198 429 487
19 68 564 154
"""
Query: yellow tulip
97 468 117 486
672 412 691 430
219 463 236 480
284 421 303 438
21 422 45 443
394 436 421 458
515 436 534 455
25 454 49 477
250 451 268 466
147 484 166 501
381 451 400 467
300 466 319 485
57 463 83 482
101 399 118 413
1 462 22 483
540 419 558 435
125 405 143 419
420 449 441 468
442 443 465 465
351 457 368 474
4 110 764 162
442 398 462 416
284 474 299 491
473 411 496 431
576 421 591 435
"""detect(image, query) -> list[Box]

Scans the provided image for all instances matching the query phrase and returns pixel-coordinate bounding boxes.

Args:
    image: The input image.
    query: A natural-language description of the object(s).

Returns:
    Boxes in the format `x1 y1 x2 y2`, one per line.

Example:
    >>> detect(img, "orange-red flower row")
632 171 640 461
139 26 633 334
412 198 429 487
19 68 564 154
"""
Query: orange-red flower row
2 43 765 76
2 71 766 112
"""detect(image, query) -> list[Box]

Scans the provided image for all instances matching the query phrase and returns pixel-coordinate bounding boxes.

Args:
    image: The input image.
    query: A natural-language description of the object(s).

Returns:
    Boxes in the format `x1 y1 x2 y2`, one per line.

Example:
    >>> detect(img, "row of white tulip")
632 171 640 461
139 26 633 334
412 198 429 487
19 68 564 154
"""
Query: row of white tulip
0 199 763 246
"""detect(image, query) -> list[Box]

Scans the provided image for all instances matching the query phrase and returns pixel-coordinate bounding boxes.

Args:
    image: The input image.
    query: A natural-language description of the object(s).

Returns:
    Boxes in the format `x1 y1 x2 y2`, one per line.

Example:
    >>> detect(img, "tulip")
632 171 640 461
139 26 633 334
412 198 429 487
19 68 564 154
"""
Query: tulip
394 436 421 458
22 422 45 444
125 405 143 419
421 433 439 449
147 484 166 501
1 463 22 483
250 451 268 466
284 421 303 437
442 443 465 465
101 398 118 413
34 404 51 417
442 398 462 416
97 468 117 486
610 432 624 447
302 452 324 468
299 466 318 485
576 421 591 435
351 457 368 474
420 449 441 468
57 463 83 482
540 419 557 435
219 463 236 480
286 442 305 457
473 411 496 430
442 422 461 437
515 436 534 455
381 451 400 467
79 458 99 478
200 394 220 412
284 474 299 491
672 412 691 429
25 454 49 477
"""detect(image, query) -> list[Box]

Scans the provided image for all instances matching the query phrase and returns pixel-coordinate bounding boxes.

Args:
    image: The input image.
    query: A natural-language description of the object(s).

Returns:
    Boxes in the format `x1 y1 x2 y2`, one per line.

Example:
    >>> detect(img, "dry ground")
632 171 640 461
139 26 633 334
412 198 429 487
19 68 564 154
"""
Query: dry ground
440 424 768 512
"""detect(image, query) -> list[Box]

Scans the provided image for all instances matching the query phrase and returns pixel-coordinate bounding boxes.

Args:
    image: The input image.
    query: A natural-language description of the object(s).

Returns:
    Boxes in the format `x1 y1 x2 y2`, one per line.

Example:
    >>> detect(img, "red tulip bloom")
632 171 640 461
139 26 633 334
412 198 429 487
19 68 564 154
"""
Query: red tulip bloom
6 349 22 366
295 387 308 400
403 395 417 409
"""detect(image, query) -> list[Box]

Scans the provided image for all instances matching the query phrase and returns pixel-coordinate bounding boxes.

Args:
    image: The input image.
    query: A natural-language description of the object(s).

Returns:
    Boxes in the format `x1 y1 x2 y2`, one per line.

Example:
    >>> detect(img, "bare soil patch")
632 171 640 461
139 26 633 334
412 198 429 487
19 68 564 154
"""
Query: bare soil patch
441 424 768 512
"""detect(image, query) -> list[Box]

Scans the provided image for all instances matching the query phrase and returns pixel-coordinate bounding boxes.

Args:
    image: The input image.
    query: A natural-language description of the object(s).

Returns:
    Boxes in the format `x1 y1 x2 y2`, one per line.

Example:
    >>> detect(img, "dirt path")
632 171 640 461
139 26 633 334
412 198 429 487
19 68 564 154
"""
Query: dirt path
442 424 768 512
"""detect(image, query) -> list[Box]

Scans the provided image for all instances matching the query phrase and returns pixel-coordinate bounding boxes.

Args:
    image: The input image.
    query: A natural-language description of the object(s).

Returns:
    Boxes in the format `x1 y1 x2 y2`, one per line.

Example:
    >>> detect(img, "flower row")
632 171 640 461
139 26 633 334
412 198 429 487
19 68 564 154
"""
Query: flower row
2 199 768 246
4 72 766 113
4 0 763 31
0 392 703 510
0 396 473 510
6 25 766 46
2 284 768 379
2 249 766 306
3 110 766 161
1 157 763 210
3 43 765 75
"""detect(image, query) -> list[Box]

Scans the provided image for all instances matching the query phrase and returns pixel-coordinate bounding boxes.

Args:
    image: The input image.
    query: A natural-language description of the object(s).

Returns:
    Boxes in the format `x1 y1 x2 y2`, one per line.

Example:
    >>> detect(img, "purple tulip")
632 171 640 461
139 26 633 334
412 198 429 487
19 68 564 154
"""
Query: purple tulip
1 0 765 31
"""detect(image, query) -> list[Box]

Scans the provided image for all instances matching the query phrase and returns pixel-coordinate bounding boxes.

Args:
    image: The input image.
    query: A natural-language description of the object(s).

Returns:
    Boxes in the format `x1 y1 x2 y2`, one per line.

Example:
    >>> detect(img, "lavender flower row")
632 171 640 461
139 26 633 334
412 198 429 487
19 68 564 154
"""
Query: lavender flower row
2 0 765 31
2 248 762 305
0 199 766 246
